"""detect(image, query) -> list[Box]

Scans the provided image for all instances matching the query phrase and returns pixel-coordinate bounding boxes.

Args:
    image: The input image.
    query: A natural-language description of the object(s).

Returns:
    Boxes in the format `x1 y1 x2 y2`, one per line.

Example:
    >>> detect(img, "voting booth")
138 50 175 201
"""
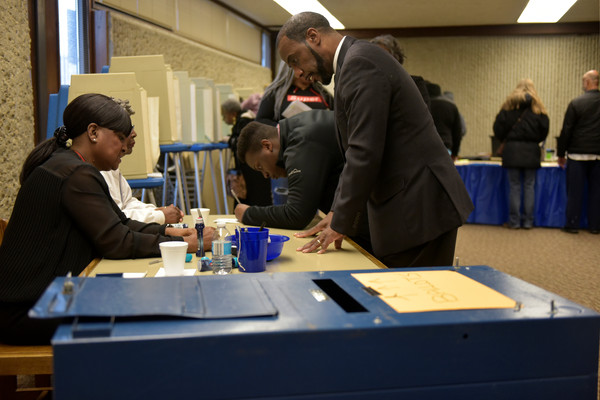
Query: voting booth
235 87 258 100
190 77 216 143
68 73 159 179
32 266 600 399
173 71 198 144
109 55 180 144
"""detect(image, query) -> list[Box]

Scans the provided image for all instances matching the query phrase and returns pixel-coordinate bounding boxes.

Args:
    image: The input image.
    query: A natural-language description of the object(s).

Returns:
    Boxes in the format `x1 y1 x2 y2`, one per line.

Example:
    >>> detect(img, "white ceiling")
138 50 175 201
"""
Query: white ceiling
216 0 600 30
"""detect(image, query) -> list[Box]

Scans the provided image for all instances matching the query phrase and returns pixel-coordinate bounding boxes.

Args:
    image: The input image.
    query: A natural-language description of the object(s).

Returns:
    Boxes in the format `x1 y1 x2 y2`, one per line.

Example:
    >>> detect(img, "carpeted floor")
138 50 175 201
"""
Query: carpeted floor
455 224 600 313
456 223 600 399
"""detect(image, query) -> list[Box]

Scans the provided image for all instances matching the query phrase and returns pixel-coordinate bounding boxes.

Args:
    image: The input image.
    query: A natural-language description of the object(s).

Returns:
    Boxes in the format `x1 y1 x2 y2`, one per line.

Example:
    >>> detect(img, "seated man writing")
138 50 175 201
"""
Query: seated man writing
234 110 371 252
101 128 184 224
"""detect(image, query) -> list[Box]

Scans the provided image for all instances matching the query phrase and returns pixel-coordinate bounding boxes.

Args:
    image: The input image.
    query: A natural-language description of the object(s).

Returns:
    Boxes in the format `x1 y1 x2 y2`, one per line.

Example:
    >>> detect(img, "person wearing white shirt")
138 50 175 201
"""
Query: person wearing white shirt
101 127 184 224
101 168 183 224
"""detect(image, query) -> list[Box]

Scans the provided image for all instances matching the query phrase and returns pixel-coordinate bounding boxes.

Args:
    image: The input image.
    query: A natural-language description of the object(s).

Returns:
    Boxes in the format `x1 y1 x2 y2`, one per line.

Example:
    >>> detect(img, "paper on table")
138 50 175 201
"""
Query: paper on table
155 268 196 277
123 272 148 278
281 100 312 118
352 270 517 313
213 218 238 225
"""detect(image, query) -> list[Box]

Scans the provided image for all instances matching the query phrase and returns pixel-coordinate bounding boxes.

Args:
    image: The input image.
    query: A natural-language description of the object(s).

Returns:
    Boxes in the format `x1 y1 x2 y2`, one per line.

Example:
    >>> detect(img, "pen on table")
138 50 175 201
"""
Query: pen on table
231 189 242 205
149 259 161 265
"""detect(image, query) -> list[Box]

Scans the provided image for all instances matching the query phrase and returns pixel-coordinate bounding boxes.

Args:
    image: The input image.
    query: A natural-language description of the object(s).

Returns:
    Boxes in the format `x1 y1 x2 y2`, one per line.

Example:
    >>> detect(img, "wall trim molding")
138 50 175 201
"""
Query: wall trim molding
341 22 599 38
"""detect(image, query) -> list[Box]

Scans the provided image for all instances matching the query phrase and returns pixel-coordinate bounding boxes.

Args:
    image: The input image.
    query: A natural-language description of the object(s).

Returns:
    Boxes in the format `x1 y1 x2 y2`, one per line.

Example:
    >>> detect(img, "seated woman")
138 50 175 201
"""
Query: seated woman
0 93 213 345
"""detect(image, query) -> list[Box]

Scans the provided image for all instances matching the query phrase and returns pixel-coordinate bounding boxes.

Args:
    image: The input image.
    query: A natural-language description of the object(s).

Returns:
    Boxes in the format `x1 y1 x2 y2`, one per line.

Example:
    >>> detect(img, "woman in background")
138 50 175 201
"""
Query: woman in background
256 62 333 125
493 79 549 229
0 93 202 345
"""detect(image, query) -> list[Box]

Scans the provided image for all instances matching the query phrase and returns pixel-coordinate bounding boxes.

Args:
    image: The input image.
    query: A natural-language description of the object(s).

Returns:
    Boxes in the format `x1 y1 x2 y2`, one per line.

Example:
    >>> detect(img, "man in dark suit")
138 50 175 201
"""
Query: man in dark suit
277 12 473 267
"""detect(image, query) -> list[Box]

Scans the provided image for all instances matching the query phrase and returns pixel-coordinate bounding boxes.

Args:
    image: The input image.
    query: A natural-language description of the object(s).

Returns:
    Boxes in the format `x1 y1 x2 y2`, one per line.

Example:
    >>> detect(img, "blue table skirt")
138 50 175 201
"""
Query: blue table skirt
456 163 587 228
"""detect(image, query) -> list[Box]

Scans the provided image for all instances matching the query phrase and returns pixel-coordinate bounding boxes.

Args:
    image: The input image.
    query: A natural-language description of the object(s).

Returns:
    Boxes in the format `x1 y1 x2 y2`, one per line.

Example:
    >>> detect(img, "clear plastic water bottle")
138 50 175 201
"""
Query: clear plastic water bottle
212 222 234 273
211 240 232 275
215 221 231 242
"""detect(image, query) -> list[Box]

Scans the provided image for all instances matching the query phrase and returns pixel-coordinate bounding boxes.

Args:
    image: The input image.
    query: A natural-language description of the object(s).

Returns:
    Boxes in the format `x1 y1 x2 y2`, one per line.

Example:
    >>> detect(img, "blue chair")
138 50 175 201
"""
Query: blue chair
189 142 230 214
46 85 70 139
127 176 165 205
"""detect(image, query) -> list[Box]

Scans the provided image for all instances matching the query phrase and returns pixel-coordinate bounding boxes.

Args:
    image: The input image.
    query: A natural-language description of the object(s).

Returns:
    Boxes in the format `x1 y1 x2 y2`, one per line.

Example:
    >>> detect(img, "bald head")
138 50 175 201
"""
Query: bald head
276 12 342 86
583 70 599 91
276 12 334 46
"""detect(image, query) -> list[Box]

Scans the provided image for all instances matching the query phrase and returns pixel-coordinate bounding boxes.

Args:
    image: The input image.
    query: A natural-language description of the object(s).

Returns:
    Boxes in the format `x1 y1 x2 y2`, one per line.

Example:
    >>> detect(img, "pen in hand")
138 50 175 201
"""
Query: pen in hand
231 189 242 205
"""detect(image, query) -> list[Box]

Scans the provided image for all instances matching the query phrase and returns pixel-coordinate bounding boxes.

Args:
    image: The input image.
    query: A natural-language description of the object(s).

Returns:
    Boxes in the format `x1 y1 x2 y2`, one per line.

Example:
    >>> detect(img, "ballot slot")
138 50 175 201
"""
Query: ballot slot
312 279 368 313
71 316 115 338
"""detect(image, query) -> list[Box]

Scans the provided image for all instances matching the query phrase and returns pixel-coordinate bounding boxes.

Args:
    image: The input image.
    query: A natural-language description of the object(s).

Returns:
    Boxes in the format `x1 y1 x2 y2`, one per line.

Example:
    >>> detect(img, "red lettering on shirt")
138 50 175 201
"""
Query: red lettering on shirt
287 95 323 103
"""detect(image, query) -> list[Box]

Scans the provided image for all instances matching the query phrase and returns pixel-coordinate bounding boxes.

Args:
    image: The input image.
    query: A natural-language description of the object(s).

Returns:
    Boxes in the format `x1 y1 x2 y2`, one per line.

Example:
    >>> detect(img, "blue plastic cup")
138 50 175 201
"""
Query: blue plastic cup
238 227 269 273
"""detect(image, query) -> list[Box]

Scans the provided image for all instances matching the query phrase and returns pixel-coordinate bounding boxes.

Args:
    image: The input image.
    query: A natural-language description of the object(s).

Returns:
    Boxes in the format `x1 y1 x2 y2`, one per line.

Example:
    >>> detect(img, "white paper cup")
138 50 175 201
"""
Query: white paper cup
190 208 210 223
199 208 210 222
159 241 188 276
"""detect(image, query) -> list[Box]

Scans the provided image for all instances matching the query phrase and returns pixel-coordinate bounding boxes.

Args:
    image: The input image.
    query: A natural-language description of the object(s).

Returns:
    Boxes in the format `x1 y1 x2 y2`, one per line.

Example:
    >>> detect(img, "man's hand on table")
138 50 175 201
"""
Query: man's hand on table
294 211 344 254
158 204 184 223
202 226 216 250
234 203 250 222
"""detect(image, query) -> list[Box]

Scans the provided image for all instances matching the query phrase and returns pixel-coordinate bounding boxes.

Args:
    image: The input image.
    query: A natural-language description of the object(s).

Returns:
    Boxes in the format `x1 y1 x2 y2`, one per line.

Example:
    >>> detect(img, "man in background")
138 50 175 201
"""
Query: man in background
557 69 600 234
427 82 463 160
370 34 430 109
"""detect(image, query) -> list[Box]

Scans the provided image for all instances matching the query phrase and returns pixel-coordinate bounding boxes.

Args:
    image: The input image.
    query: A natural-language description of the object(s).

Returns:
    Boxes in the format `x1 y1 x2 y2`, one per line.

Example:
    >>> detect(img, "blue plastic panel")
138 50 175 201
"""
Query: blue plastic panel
30 276 277 319
45 267 600 400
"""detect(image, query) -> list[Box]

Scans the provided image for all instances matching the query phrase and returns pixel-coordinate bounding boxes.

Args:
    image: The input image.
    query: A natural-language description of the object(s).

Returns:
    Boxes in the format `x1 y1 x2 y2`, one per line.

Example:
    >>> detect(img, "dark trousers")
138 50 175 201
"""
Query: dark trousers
381 228 458 268
0 301 62 345
506 167 537 228
565 159 600 230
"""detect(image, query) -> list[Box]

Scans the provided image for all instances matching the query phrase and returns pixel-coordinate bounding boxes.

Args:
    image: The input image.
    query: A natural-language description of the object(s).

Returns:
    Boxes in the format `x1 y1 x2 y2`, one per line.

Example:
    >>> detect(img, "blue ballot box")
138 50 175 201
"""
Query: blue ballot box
32 266 599 399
